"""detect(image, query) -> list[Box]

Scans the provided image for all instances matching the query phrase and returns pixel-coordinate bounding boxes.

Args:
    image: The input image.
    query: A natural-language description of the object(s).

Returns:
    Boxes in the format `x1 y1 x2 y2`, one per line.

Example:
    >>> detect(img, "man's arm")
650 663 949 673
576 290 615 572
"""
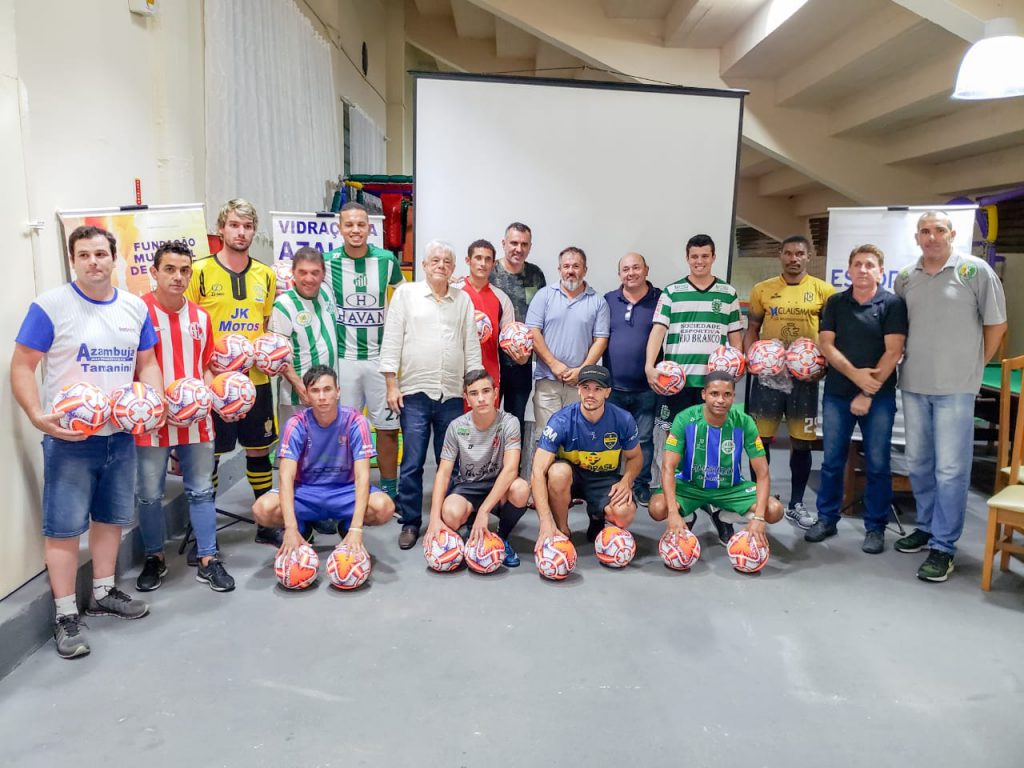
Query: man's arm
379 287 406 412
818 330 881 395
469 448 522 545
984 322 1008 363
563 336 608 385
645 324 671 395
530 327 568 380
727 329 743 349
530 447 559 542
341 457 372 553
659 448 688 534
747 455 772 546
277 458 304 556
743 316 763 353
425 458 456 542
10 344 83 440
462 299 483 372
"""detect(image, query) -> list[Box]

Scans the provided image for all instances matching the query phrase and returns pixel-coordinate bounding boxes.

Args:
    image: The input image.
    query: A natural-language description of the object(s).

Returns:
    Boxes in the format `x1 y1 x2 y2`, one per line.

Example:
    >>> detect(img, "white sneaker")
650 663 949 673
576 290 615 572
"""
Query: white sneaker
785 501 816 529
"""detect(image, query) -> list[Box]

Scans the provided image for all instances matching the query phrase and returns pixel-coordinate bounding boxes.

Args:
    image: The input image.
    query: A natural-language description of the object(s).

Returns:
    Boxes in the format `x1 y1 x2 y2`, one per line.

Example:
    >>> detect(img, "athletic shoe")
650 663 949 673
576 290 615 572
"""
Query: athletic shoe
336 518 350 538
136 556 167 592
895 528 931 553
586 518 605 543
804 520 838 543
457 523 471 541
502 538 521 568
785 502 816 529
196 558 235 592
85 587 149 620
255 525 284 547
862 530 885 555
54 614 90 659
917 550 954 582
312 519 338 535
633 486 651 506
708 507 734 547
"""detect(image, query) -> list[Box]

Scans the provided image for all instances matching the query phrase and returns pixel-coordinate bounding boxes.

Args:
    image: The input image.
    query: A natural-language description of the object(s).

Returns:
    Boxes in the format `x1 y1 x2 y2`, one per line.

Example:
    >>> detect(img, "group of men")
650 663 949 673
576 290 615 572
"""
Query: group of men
13 202 1006 660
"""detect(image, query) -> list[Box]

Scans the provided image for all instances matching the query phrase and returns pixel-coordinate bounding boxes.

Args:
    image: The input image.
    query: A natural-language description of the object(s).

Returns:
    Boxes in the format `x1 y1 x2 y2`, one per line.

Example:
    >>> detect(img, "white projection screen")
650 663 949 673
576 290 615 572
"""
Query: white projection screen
414 73 745 295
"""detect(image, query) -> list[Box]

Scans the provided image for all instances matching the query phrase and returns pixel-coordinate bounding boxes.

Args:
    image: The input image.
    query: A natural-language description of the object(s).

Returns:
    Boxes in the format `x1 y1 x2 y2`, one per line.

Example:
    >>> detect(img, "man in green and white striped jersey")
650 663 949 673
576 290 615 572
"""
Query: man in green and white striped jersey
270 247 338 428
325 201 405 500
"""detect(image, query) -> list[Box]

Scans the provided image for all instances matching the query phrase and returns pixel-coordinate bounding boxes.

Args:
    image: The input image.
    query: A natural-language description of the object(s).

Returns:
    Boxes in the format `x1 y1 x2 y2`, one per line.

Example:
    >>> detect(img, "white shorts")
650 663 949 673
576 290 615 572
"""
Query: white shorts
338 358 400 430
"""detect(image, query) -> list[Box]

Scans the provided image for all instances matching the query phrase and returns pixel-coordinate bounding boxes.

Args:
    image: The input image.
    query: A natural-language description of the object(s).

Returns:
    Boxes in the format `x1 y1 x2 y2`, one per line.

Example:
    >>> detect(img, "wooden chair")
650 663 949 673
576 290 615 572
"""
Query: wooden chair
994 353 1023 493
982 354 1024 590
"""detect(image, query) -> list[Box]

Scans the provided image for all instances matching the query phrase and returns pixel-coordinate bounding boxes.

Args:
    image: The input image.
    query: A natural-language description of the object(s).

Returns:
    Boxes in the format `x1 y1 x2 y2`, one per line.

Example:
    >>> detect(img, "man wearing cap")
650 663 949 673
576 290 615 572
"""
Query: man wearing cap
532 365 642 545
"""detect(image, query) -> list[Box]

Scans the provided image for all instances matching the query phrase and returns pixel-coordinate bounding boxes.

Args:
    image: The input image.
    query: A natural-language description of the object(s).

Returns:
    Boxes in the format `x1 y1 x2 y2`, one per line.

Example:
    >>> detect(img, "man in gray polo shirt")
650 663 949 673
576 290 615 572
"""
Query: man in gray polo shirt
893 210 1006 582
526 246 610 437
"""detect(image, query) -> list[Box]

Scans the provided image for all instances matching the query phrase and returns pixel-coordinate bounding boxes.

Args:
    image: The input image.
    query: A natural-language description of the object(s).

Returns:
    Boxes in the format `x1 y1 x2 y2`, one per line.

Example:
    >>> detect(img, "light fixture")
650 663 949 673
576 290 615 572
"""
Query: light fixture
953 17 1024 100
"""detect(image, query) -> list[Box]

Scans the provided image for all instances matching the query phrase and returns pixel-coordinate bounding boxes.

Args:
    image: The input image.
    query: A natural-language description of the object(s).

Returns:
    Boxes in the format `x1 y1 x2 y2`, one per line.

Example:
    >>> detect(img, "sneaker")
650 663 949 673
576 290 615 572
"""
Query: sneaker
804 520 838 543
336 518 350 539
895 528 931 553
586 518 605 543
862 529 885 555
136 556 167 592
85 587 149 620
785 502 816 529
917 550 954 582
256 525 284 547
196 558 236 592
633 486 652 506
312 519 338 535
708 507 734 547
502 538 520 568
53 614 90 659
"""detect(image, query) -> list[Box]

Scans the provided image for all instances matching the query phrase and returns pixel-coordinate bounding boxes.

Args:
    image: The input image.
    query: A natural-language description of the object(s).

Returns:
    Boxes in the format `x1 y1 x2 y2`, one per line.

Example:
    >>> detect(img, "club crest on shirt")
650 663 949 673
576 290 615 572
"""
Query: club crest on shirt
253 285 267 303
956 263 978 283
603 433 618 450
188 322 204 340
295 310 313 328
721 440 735 455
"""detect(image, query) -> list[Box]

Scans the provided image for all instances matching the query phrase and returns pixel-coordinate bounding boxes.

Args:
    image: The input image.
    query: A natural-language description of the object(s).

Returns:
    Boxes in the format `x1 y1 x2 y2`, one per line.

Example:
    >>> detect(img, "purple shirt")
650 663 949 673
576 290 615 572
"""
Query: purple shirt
603 283 661 392
279 405 376 487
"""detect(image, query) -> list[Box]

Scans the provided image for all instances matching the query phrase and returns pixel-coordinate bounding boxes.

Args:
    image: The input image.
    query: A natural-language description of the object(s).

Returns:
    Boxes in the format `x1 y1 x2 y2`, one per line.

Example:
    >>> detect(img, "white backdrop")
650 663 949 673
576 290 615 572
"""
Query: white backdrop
414 74 744 294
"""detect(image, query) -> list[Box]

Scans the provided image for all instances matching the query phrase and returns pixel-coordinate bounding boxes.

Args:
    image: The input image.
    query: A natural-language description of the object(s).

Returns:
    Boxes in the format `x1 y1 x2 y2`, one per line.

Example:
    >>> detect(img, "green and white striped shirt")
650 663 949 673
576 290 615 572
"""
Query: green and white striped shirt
270 286 338 405
325 244 404 361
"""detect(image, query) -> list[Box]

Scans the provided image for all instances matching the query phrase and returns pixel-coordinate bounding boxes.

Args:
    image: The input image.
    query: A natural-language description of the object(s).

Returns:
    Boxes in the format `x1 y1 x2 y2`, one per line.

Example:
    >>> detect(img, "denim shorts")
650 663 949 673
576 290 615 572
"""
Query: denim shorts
42 433 137 538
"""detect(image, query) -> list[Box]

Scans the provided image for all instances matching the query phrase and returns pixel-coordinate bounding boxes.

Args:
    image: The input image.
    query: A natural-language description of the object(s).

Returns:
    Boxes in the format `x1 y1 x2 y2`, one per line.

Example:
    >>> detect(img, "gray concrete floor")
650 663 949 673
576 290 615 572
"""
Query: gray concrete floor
1 453 1023 768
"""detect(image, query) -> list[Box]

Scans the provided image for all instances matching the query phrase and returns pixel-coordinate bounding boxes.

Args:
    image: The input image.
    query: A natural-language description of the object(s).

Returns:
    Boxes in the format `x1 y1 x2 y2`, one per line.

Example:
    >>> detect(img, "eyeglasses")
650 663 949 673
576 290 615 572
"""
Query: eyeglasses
624 305 633 324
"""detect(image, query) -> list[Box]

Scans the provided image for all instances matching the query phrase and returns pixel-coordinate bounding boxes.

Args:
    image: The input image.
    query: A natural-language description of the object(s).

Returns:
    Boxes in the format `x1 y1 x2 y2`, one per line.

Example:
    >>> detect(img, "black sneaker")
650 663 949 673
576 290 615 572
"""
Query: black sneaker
586 517 605 543
85 587 149 620
633 485 652 506
708 508 734 547
255 525 284 547
862 529 885 555
917 550 954 582
136 556 167 592
895 528 931 553
804 520 838 543
312 519 338 535
54 614 90 659
196 558 236 592
336 518 350 538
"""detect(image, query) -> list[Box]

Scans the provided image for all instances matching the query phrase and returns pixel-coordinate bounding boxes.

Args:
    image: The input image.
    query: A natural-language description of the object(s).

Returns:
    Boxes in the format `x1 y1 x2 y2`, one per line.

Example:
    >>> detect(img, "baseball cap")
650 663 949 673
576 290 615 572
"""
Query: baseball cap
577 365 611 388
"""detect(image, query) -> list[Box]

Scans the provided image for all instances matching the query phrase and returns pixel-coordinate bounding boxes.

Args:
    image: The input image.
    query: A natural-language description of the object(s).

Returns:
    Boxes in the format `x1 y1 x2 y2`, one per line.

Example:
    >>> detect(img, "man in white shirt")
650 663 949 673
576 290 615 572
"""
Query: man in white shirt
380 240 483 549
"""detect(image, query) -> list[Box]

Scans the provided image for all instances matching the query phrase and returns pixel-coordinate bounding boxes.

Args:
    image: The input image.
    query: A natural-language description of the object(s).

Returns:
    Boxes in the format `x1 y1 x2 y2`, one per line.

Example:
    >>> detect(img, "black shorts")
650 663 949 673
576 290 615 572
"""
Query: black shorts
655 386 704 429
213 382 277 455
747 377 820 441
565 462 619 521
449 480 496 511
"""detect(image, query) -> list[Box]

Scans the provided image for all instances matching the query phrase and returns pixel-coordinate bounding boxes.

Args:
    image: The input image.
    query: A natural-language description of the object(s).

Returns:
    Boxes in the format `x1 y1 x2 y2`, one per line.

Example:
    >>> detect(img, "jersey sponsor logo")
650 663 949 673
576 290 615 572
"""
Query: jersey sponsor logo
76 344 133 364
345 292 381 309
744 484 757 494
295 310 313 328
666 433 678 447
253 285 267 303
188 322 204 340
337 307 385 327
754 436 764 452
603 432 619 450
456 424 471 436
208 283 225 297
219 307 262 332
542 425 558 442
721 439 735 455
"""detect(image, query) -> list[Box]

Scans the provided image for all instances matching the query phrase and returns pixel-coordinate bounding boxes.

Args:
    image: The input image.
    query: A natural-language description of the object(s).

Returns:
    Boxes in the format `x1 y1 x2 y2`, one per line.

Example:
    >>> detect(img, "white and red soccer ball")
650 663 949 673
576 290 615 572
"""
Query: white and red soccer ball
707 345 746 380
658 529 701 571
253 333 291 376
594 526 637 568
498 322 534 358
654 361 686 394
474 311 494 344
274 543 320 590
785 337 826 381
209 372 257 418
51 382 111 437
325 544 372 590
211 333 255 373
464 530 506 574
534 535 578 581
165 378 213 427
109 382 166 435
746 339 787 377
273 259 295 295
423 528 465 572
727 530 770 573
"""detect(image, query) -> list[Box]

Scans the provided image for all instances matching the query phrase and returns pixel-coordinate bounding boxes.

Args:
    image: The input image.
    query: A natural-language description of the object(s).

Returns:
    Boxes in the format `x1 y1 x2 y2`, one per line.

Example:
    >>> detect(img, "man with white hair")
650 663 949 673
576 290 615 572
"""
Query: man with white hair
380 240 483 549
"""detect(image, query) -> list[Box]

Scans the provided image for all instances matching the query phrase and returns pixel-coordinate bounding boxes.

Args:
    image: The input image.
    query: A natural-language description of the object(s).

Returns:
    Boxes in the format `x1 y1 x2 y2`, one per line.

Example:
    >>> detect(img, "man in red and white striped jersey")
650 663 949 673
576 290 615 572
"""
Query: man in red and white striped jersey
135 243 235 593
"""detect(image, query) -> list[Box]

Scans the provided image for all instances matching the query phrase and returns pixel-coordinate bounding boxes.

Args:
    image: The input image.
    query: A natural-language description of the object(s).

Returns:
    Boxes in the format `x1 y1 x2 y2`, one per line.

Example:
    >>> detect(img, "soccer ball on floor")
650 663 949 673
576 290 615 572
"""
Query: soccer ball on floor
658 529 701 571
211 333 255 373
423 528 465 572
746 339 787 377
165 377 213 427
51 382 111 437
785 337 826 381
654 361 686 394
109 382 166 435
274 543 320 590
594 526 636 568
464 530 506 574
252 333 291 376
534 535 578 581
325 544 372 590
273 259 294 295
727 530 770 573
209 372 257 418
474 311 493 344
707 345 746 380
498 322 534 358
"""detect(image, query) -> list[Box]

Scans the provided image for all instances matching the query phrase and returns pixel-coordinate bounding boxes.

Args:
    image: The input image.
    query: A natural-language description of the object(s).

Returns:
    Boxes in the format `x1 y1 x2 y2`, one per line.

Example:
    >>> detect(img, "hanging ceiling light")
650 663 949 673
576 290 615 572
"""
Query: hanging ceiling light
953 17 1024 100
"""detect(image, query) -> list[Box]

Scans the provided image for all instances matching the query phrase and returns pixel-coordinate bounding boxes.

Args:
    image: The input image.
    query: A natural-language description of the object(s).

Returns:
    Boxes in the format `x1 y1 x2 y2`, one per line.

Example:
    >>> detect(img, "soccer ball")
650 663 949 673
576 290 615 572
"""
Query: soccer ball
474 311 493 344
498 322 534 357
423 528 465 572
727 530 770 573
252 333 291 376
655 361 686 394
785 337 826 381
747 339 787 376
707 344 746 380
109 382 165 435
464 531 506 574
594 526 637 568
51 382 111 436
209 372 257 418
534 535 578 581
211 333 255 373
273 259 294 295
325 544 372 590
274 543 320 589
658 529 701 571
165 378 213 427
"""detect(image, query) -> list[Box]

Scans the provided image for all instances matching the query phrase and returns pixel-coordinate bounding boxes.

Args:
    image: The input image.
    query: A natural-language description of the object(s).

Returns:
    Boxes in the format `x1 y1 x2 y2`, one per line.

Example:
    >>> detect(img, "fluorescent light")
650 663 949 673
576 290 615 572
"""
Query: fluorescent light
953 17 1024 100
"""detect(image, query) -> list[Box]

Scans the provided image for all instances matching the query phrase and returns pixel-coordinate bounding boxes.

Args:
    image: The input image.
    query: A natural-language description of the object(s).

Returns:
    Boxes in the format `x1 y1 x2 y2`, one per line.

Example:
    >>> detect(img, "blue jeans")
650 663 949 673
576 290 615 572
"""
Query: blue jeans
816 394 896 531
901 391 976 555
397 393 464 530
137 442 218 558
609 389 656 491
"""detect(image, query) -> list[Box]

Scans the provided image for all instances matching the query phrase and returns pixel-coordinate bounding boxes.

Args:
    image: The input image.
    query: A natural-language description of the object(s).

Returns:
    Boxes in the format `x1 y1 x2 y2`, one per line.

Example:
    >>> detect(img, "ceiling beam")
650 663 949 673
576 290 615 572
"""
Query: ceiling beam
406 3 534 75
792 189 857 218
719 0 810 75
931 145 1024 196
883 99 1024 165
736 177 807 241
495 17 538 59
758 166 819 197
662 0 701 47
451 0 495 39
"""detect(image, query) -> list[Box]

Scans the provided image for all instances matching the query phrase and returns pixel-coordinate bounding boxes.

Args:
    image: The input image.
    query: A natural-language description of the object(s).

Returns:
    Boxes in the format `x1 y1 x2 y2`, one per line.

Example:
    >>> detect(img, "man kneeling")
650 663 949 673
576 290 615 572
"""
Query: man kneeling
253 365 394 557
650 372 783 546
425 370 529 566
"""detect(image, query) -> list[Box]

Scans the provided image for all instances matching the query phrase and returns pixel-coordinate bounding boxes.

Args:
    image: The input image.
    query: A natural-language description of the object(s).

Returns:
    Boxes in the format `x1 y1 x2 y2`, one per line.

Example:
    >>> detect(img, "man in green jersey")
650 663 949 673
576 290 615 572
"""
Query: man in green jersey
270 247 338 427
649 372 783 546
325 201 405 499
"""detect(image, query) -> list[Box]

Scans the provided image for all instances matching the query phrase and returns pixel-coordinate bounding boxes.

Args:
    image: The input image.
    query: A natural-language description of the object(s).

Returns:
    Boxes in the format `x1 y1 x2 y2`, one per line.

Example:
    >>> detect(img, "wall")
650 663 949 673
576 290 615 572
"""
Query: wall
1000 253 1024 357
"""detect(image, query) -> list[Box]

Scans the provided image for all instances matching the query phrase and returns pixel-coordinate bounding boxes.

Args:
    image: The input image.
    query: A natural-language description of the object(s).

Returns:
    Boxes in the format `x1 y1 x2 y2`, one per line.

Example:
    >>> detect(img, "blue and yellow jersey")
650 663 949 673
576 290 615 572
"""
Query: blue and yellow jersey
538 402 639 473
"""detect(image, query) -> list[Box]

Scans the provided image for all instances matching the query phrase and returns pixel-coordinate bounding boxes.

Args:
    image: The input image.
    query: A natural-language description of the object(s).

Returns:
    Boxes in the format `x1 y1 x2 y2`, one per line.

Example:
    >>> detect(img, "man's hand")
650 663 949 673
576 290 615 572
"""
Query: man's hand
549 360 569 380
852 367 881 394
850 393 872 417
606 478 633 509
35 412 87 442
535 522 557 551
277 527 305 559
665 510 689 536
645 366 671 396
561 367 581 386
508 347 532 365
747 517 768 547
386 382 404 414
423 520 450 549
341 528 365 554
468 515 490 547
